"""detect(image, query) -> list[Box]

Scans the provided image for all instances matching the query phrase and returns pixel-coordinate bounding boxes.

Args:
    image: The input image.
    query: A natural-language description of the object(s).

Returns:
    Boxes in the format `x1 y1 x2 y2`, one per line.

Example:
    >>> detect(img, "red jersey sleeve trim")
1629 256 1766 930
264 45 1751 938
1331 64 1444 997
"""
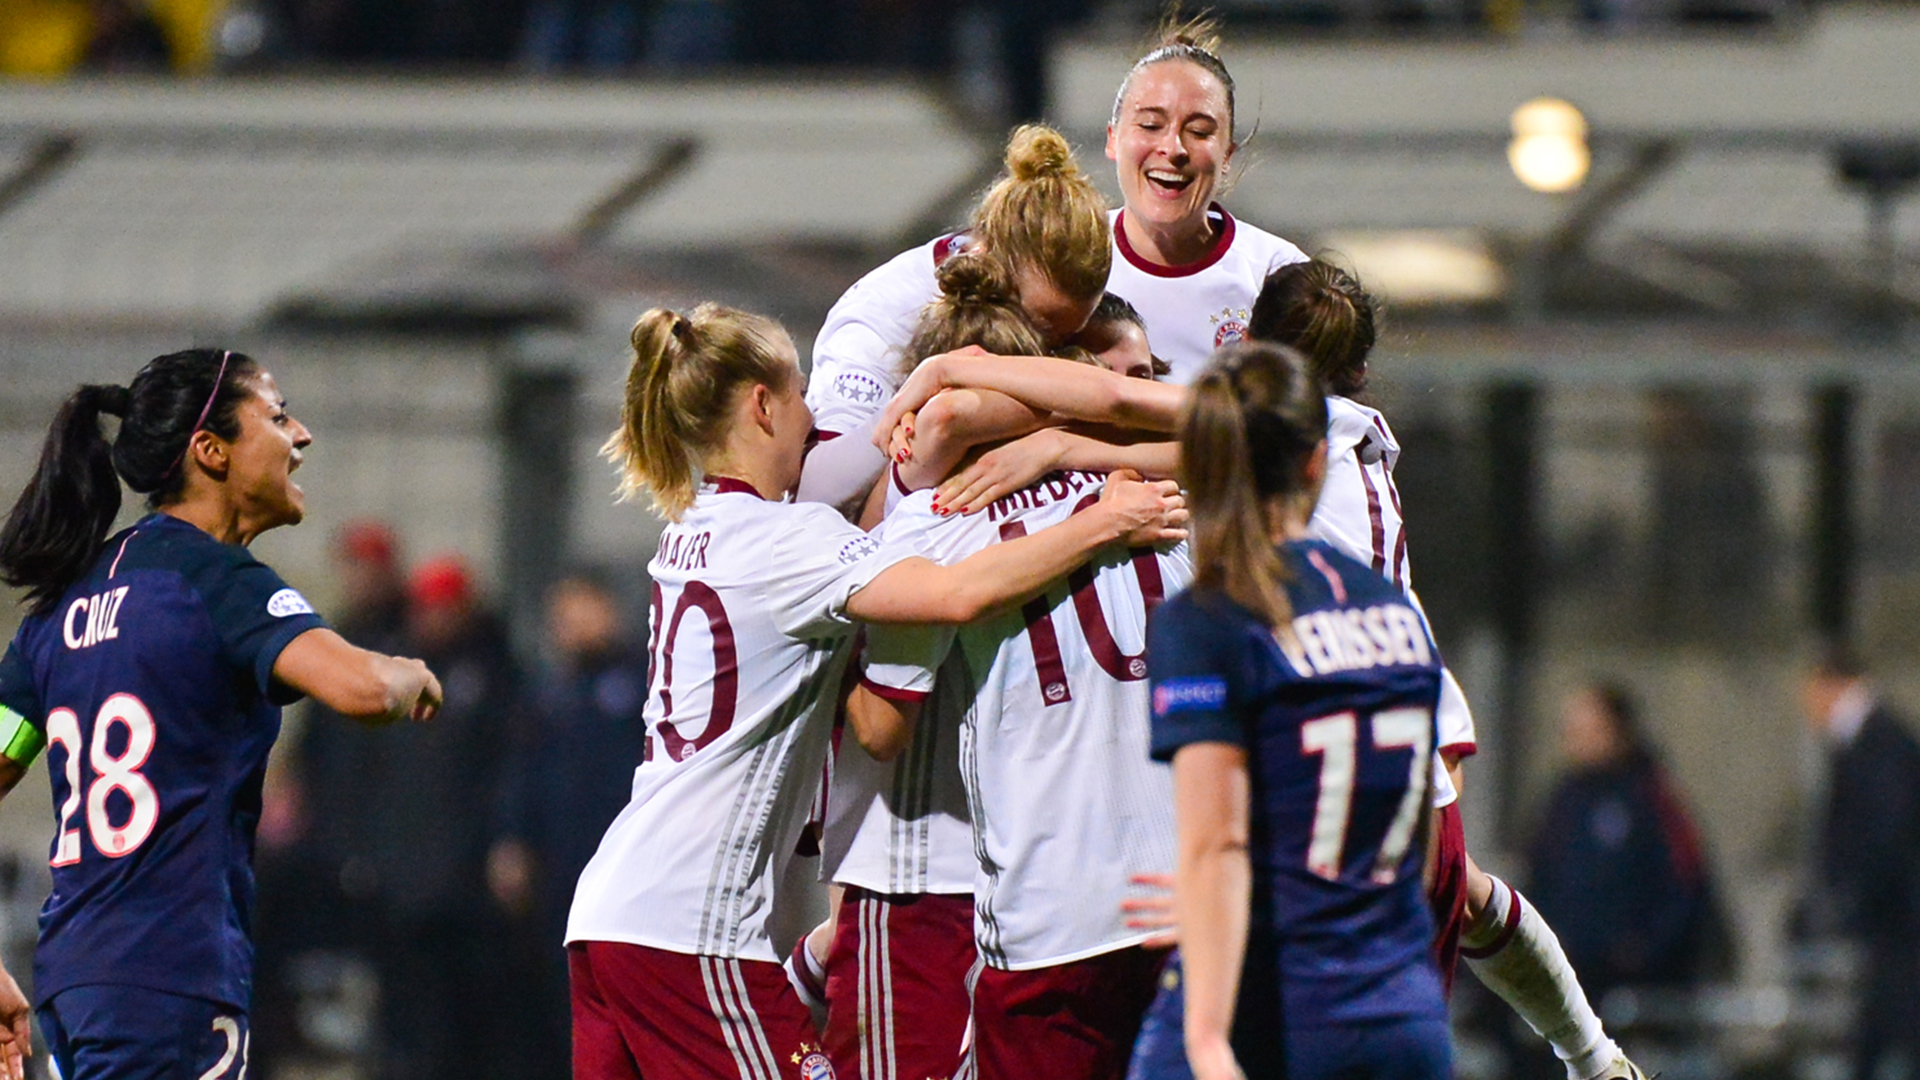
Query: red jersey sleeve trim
1112 204 1237 278
1439 740 1477 759
859 675 930 703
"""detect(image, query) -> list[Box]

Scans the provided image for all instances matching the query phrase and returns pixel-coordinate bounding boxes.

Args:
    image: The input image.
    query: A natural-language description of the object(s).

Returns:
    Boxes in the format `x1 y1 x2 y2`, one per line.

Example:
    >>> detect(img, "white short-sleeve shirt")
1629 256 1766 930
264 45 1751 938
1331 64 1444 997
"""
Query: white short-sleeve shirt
566 480 919 961
1102 204 1307 387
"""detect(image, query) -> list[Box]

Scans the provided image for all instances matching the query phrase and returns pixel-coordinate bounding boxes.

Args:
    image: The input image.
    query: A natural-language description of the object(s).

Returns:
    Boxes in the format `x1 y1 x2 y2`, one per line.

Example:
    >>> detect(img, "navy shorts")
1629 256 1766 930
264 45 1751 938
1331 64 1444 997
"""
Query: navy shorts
1126 952 1452 1080
39 985 249 1080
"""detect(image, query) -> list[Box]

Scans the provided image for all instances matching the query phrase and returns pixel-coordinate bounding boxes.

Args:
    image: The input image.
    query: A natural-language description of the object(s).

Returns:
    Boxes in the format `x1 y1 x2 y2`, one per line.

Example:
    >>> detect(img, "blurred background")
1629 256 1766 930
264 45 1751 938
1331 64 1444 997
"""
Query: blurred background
1 0 1919 1077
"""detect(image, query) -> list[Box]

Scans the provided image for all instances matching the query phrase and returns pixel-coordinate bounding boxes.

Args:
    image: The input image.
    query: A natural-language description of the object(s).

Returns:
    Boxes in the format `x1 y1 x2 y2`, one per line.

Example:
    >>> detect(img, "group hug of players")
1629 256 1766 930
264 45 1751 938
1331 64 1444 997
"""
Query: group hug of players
0 11 1651 1080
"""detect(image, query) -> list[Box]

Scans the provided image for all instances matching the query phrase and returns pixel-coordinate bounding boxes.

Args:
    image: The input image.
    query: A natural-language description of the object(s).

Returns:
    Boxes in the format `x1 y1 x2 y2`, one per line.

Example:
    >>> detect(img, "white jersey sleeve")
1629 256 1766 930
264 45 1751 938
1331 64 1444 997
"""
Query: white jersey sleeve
806 235 958 437
565 486 918 961
798 235 960 511
1102 205 1306 387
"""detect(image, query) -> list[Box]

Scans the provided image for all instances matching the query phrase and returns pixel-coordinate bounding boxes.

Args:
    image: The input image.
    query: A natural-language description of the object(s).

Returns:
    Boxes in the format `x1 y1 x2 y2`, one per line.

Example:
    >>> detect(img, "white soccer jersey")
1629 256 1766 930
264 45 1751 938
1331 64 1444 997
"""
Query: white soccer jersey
1312 397 1478 781
807 234 969 438
566 480 920 962
864 473 1192 970
1102 204 1307 386
820 641 976 897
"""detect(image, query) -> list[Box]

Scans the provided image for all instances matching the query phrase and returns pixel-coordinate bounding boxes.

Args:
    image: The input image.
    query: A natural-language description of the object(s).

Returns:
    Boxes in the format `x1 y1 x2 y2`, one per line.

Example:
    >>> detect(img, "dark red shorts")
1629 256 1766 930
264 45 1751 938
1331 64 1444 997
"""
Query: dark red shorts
968 945 1169 1080
824 887 975 1080
570 940 831 1080
1427 799 1470 995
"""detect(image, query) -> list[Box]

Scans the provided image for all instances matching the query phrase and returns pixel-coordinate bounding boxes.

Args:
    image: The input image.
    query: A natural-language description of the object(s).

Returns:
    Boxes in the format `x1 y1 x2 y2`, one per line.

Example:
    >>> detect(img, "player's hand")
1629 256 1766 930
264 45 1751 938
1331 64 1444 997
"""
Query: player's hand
409 664 443 723
379 658 441 724
886 410 917 465
1099 470 1188 546
933 429 1065 516
872 345 989 450
1122 872 1179 948
1186 1036 1246 1080
0 959 31 1080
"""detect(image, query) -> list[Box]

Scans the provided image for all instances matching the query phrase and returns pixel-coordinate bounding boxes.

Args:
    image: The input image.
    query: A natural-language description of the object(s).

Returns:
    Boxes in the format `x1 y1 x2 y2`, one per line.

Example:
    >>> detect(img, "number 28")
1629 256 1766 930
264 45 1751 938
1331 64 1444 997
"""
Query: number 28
46 693 161 866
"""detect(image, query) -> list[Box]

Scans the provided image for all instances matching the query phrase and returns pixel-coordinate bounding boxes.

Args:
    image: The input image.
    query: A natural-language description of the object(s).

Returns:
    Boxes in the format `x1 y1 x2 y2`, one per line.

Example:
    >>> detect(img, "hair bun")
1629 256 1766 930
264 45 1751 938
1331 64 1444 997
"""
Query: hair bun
935 253 1017 308
1004 125 1080 183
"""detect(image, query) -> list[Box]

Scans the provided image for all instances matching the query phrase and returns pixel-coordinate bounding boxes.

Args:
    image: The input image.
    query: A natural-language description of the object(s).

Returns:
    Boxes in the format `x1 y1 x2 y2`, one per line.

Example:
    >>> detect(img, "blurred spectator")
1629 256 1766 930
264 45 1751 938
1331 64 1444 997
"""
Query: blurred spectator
366 555 524 1080
518 0 641 71
490 569 649 1078
1800 647 1920 1080
80 0 169 70
1525 682 1723 1004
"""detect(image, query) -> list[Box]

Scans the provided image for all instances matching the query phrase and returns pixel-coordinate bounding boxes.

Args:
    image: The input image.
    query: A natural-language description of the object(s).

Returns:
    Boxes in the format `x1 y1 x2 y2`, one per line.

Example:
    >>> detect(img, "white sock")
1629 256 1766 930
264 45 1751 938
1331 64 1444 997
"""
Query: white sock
1462 876 1619 1080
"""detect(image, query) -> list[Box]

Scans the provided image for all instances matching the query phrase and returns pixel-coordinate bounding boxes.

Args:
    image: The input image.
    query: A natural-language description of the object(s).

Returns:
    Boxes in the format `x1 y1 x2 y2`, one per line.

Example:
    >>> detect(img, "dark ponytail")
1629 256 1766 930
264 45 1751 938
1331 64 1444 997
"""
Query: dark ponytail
1179 342 1327 631
0 349 257 615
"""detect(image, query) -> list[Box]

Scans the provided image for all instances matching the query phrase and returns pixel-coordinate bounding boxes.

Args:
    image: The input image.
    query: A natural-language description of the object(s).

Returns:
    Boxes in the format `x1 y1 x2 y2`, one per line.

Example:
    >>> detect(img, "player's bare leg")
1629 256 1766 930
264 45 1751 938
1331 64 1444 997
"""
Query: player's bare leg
1452 756 1644 1080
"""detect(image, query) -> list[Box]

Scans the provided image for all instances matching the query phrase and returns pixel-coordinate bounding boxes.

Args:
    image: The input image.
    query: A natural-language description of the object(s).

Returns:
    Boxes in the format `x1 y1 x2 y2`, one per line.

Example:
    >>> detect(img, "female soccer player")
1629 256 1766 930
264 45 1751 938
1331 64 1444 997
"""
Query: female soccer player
1145 341 1449 1080
564 304 1185 1080
1100 12 1307 383
814 253 1054 1080
0 348 443 1080
797 124 1112 512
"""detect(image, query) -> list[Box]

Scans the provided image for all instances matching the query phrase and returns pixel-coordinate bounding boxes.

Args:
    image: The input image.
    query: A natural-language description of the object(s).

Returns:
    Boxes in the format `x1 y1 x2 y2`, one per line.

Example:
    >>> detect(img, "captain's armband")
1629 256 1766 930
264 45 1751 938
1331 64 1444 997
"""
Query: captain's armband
0 705 44 767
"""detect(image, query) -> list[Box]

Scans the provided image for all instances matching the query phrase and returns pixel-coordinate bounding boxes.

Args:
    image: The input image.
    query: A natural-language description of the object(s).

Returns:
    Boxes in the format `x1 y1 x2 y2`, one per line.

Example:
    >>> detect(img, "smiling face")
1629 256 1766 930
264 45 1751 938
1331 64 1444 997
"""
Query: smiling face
1106 59 1235 238
1078 318 1156 380
221 371 312 533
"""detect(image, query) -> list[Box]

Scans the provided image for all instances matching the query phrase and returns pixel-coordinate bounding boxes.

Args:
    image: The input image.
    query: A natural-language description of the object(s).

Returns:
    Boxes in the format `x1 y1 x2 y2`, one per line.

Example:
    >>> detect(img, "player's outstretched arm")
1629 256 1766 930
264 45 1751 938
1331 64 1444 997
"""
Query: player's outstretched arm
274 628 443 724
845 472 1186 625
874 348 1181 448
935 430 1181 517
1174 741 1253 1080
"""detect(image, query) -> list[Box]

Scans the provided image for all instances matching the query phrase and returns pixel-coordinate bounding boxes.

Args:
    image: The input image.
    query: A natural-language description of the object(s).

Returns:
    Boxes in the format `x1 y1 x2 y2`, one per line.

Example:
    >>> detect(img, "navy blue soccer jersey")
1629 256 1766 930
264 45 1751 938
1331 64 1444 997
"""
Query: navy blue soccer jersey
0 513 327 1009
1147 538 1446 1030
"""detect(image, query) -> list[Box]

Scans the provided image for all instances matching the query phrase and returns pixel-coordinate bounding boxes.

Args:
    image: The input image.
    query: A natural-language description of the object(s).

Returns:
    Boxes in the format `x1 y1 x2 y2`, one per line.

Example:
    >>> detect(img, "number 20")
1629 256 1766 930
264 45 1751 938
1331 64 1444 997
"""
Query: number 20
1300 707 1432 884
46 693 160 866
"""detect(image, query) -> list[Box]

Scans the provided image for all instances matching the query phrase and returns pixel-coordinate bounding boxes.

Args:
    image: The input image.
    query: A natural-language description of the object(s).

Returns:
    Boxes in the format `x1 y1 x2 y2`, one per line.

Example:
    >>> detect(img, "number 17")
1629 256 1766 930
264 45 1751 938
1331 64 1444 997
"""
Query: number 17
1300 707 1432 884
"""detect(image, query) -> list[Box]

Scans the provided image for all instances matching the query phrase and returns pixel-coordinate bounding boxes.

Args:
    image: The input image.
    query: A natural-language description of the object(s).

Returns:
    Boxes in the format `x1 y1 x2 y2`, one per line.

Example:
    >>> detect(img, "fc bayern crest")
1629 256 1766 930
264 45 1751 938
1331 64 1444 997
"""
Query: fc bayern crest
1209 306 1251 348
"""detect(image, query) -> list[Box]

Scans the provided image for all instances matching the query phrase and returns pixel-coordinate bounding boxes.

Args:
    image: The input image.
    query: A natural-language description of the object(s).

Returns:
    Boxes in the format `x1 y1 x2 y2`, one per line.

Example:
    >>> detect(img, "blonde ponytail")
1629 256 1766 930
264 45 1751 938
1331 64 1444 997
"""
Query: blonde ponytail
601 303 793 520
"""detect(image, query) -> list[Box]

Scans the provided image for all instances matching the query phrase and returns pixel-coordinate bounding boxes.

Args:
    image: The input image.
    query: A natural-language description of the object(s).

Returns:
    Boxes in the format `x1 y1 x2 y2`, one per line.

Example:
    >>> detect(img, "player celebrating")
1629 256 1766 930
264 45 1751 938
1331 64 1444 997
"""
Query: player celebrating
565 304 1186 1080
1100 12 1307 382
0 349 442 1080
798 124 1112 512
1145 341 1449 1080
852 405 1194 1078
813 253 1054 1080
